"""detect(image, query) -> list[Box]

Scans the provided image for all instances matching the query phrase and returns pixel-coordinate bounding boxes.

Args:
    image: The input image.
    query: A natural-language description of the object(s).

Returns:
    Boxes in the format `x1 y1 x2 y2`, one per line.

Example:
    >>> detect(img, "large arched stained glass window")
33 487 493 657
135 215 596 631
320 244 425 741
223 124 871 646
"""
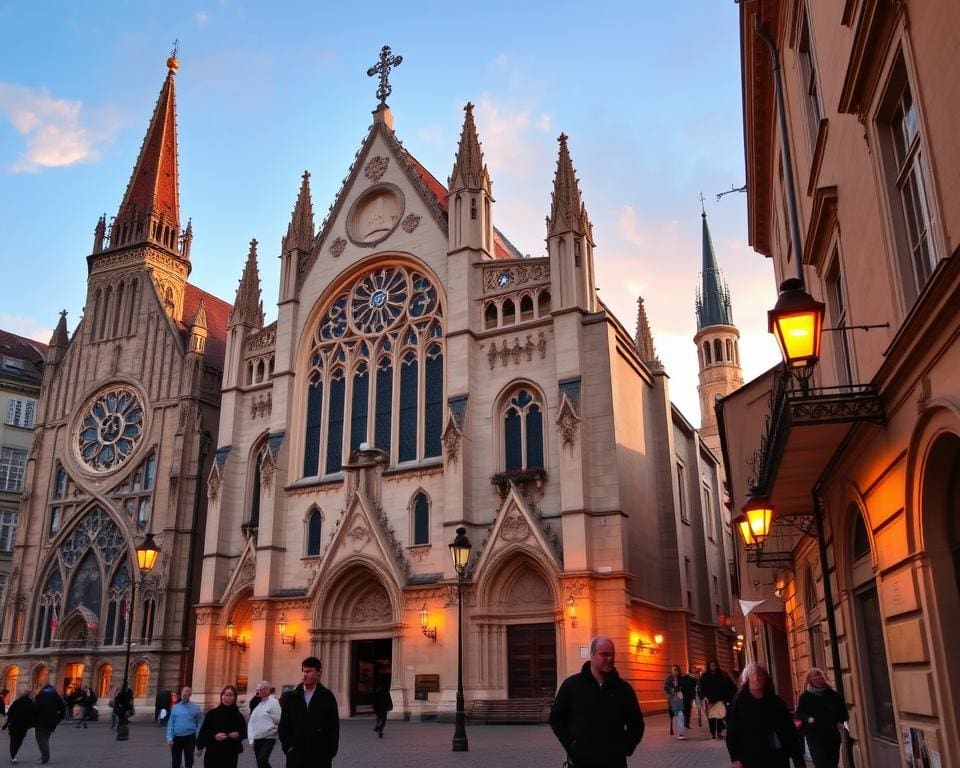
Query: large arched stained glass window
303 265 444 476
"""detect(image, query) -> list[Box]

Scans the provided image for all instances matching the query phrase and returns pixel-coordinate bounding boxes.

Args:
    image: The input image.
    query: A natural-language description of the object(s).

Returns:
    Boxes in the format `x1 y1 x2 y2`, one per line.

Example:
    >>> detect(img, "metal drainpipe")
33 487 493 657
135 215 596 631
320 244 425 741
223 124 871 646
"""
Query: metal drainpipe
812 492 856 768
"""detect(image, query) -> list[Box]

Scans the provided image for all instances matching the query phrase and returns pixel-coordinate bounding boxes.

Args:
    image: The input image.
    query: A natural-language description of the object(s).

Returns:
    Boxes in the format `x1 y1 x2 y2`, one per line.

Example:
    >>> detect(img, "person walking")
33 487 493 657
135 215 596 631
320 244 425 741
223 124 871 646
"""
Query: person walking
196 686 246 768
167 686 203 768
725 663 804 768
75 686 96 728
33 682 65 765
371 678 392 738
795 668 849 768
278 657 339 768
700 659 736 739
3 687 36 764
662 665 687 740
247 682 281 768
549 636 645 768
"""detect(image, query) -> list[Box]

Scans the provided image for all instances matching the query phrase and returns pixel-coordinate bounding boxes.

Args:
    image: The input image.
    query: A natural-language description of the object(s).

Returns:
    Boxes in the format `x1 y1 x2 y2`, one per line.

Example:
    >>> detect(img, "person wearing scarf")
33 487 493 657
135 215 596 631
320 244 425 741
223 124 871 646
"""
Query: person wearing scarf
197 686 247 768
795 668 849 768
725 663 804 768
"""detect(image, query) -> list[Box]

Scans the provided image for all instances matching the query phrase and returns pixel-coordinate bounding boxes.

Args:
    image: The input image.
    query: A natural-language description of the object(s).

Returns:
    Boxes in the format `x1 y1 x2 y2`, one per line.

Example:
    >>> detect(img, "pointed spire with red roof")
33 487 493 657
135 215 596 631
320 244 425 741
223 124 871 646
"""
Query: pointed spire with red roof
229 239 264 329
108 55 184 258
449 102 491 195
548 133 592 239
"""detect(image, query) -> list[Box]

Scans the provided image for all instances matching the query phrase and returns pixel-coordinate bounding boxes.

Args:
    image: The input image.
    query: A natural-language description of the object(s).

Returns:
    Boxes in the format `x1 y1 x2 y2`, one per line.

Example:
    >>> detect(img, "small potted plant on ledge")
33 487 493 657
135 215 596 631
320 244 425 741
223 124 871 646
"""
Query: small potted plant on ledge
490 467 547 496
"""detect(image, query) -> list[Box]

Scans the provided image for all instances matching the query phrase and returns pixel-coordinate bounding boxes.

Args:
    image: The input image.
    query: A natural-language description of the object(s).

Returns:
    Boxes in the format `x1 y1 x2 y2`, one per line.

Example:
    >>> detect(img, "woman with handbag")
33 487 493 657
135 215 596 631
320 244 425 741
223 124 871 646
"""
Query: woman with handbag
699 659 736 739
725 663 804 768
795 668 848 768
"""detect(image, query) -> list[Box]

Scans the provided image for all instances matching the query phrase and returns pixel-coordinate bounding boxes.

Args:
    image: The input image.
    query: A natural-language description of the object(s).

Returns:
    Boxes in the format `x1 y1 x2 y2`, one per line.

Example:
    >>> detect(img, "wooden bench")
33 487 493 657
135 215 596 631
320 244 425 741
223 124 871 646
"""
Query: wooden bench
469 697 553 724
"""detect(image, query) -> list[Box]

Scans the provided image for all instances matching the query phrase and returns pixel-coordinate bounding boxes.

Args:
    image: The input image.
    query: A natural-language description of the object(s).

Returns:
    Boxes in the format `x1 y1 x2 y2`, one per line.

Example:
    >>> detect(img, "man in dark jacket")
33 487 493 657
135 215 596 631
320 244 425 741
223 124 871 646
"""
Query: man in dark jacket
549 636 645 768
34 683 65 764
3 688 36 763
278 656 339 768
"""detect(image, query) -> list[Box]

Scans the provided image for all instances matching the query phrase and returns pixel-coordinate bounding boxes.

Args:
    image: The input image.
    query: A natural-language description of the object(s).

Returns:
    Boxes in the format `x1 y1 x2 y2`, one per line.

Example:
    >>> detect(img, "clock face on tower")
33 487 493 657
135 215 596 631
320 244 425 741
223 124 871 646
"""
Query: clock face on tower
76 386 145 472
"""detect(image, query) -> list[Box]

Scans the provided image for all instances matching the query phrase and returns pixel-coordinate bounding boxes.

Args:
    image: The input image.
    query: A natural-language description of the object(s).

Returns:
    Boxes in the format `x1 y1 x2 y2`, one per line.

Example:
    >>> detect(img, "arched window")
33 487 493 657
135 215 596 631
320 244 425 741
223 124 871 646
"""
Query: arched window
484 303 498 329
97 664 113 698
250 447 265 529
713 339 723 363
350 361 369 452
503 389 544 472
35 508 125 649
103 559 130 646
306 507 322 556
35 569 63 648
303 266 443 474
412 492 429 545
537 290 551 318
424 344 443 458
734 339 740 366
398 350 419 463
133 662 149 698
3 666 18 696
704 341 712 365
726 339 733 361
113 280 125 337
519 295 534 321
502 299 516 325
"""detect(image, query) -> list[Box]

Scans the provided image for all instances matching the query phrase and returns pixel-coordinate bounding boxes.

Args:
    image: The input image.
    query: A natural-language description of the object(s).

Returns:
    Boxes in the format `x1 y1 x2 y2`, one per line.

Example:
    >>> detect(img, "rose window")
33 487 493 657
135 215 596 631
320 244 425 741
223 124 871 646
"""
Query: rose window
77 387 144 472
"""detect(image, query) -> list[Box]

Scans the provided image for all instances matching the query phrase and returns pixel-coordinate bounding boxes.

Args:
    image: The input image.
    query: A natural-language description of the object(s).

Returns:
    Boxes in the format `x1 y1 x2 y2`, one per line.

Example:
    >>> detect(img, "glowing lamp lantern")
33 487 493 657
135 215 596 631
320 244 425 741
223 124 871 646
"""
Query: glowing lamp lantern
653 633 664 648
449 527 472 576
277 612 288 638
735 513 757 546
225 620 236 641
135 532 161 572
742 494 774 544
768 278 825 369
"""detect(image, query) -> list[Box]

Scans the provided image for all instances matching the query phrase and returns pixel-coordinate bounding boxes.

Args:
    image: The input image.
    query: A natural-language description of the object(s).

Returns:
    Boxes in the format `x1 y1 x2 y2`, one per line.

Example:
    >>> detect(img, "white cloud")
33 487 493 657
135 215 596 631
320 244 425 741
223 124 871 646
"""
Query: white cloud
537 113 552 131
0 314 53 343
489 53 510 70
195 11 210 25
0 83 113 173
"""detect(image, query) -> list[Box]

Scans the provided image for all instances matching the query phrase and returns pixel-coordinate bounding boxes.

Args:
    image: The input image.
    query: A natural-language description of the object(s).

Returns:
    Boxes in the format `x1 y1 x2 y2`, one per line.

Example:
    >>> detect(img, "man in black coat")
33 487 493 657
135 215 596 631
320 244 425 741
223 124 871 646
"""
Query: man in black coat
278 656 339 768
34 683 65 764
549 636 645 768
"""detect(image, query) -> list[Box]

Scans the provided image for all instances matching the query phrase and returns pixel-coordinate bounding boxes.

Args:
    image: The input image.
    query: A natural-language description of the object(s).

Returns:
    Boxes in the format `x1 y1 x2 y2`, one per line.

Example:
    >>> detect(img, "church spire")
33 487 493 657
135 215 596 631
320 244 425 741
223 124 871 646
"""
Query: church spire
695 210 733 330
283 171 315 254
634 296 663 371
548 133 591 239
108 55 183 257
229 239 264 329
449 102 491 194
188 296 208 355
49 310 69 350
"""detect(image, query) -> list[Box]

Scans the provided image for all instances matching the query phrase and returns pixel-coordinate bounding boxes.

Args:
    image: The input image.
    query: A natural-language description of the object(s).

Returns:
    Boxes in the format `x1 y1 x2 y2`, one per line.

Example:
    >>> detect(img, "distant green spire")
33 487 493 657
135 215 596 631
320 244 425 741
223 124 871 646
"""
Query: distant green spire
695 211 733 330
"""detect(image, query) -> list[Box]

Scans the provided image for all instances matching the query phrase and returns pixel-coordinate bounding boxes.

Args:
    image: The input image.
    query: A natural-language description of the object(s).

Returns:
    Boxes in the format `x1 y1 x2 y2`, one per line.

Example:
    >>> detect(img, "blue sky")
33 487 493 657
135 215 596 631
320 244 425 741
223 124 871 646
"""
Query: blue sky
0 0 779 425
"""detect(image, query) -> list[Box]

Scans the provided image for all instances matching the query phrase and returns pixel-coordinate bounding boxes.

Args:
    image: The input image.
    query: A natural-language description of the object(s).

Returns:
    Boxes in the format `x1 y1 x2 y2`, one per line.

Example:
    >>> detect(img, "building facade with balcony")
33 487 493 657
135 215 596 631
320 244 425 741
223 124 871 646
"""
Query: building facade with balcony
719 1 960 766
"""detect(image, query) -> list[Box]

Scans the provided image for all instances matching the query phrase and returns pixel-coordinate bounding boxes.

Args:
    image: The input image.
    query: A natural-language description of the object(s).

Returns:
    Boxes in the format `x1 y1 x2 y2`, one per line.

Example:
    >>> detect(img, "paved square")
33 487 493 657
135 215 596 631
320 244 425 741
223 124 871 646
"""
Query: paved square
1 713 733 768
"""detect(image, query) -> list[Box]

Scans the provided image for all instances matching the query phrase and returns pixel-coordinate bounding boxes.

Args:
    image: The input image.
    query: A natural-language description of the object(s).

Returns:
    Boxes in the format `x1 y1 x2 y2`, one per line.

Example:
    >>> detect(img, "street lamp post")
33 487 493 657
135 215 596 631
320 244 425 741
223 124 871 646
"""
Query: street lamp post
116 532 160 742
449 526 472 753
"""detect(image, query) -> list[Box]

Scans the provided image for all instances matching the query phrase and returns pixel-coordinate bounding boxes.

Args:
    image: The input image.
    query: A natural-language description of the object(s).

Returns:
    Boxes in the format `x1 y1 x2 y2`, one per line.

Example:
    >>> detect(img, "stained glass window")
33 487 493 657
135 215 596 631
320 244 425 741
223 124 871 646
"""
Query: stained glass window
424 345 443 458
66 552 102 616
375 357 393 458
413 492 429 545
505 408 522 471
351 363 369 451
304 372 323 476
326 369 346 474
304 265 444 475
250 449 263 528
526 405 544 469
76 387 144 472
307 508 322 556
398 352 419 463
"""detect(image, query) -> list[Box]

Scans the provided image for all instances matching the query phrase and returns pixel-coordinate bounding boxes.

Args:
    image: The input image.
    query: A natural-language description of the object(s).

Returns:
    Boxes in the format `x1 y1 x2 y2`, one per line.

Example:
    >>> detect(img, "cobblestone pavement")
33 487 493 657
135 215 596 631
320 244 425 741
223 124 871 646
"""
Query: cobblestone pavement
3 713 733 768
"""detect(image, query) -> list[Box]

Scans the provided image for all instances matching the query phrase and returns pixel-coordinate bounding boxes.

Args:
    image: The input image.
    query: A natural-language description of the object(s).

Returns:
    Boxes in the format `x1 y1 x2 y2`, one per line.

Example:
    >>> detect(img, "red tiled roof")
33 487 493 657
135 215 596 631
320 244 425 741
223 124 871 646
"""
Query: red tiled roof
0 328 46 385
180 284 231 370
404 150 517 260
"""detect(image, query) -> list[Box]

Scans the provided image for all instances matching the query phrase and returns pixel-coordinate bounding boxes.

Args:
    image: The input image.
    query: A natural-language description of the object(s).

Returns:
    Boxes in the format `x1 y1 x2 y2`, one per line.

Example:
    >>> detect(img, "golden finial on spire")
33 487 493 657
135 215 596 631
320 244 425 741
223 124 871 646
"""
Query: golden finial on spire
167 38 180 72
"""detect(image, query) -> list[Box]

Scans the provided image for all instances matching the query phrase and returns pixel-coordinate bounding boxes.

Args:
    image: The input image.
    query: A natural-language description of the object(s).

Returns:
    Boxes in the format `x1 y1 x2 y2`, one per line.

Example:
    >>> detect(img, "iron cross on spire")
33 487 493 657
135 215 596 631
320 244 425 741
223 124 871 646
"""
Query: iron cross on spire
367 45 403 106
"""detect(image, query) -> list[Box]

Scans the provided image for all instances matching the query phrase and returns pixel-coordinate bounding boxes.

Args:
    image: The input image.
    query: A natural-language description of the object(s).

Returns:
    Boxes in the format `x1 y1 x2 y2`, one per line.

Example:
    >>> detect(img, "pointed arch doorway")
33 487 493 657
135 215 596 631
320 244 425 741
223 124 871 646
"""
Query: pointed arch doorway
350 638 392 716
507 624 556 698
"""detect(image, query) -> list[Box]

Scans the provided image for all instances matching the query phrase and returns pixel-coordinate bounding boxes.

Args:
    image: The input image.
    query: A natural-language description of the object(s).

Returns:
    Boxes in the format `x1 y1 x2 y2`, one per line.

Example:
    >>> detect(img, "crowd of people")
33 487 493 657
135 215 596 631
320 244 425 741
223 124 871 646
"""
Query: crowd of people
0 644 849 768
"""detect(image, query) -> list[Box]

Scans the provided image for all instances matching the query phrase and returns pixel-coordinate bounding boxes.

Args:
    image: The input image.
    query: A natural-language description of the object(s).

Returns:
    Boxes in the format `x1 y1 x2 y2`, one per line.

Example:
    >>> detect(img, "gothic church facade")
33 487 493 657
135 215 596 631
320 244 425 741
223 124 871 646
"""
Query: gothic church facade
192 64 737 714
